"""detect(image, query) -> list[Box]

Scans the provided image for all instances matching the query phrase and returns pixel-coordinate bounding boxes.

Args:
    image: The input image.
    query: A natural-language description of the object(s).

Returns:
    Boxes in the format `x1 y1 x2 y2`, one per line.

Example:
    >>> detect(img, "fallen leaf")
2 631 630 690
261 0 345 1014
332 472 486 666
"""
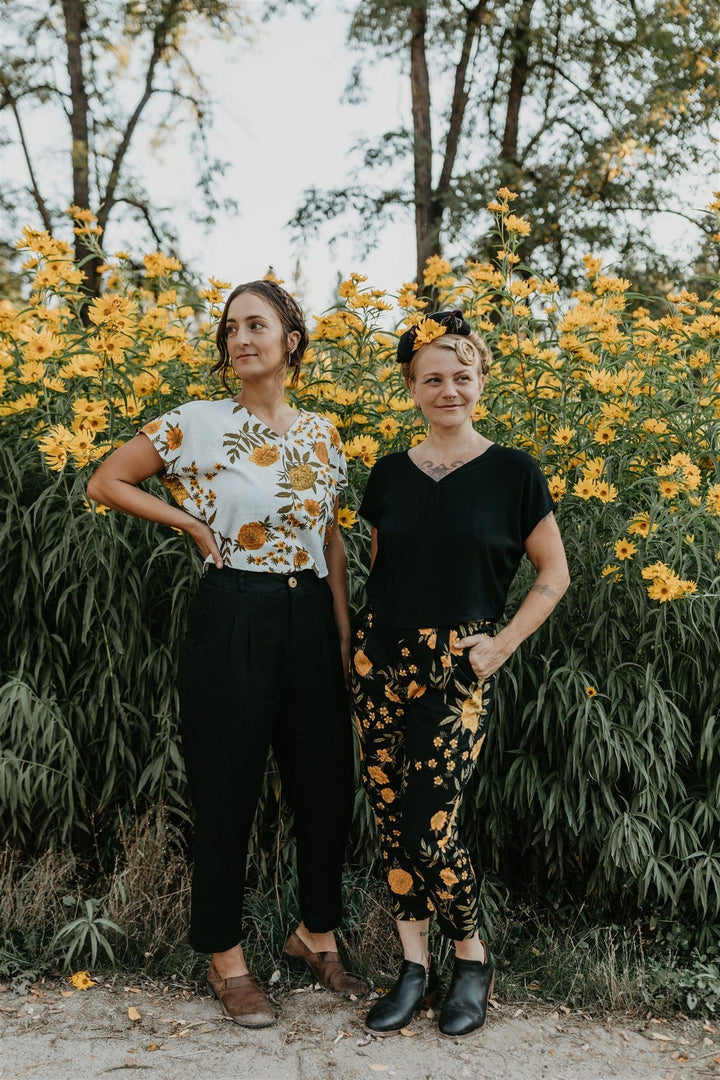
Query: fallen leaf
268 970 281 985
128 1006 141 1022
60 990 75 998
368 1067 390 1073
652 1033 674 1042
147 1043 160 1051
400 1027 416 1036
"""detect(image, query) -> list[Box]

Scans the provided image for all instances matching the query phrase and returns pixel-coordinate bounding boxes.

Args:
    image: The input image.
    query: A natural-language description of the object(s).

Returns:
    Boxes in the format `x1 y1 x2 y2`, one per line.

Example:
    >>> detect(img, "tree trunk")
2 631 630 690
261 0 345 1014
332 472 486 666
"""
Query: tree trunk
500 0 536 165
61 0 101 299
409 2 438 288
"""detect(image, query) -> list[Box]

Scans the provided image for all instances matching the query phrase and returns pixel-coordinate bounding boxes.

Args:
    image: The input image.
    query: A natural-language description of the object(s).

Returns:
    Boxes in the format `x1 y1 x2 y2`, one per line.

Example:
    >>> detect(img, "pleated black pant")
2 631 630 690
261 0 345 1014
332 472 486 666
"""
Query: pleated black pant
178 565 354 954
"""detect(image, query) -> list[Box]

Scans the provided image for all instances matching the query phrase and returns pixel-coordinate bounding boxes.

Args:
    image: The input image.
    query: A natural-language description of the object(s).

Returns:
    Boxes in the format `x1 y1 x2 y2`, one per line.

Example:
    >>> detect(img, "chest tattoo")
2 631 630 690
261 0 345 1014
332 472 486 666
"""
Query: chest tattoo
418 459 467 480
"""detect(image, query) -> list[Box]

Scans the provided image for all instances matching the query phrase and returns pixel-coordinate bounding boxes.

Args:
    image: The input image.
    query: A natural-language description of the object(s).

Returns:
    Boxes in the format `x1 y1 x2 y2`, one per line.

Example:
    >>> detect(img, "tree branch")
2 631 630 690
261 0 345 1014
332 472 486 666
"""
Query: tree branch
6 95 53 232
97 0 184 233
436 2 488 200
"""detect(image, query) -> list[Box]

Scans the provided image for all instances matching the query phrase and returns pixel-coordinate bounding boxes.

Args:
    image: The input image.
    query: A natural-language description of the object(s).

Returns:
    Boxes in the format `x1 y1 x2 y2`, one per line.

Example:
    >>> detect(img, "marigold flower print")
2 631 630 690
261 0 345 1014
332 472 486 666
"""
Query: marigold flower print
237 522 267 550
388 869 414 895
354 650 373 676
293 550 309 568
430 810 448 831
448 630 464 656
380 788 396 803
248 444 280 467
460 688 485 733
166 425 183 450
287 464 316 490
440 867 459 886
314 440 329 464
367 766 390 785
470 733 486 760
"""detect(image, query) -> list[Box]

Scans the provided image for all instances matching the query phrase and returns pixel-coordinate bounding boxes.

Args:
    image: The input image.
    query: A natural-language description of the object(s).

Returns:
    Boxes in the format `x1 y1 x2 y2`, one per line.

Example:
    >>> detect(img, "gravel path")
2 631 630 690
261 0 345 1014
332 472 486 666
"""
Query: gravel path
1 977 718 1079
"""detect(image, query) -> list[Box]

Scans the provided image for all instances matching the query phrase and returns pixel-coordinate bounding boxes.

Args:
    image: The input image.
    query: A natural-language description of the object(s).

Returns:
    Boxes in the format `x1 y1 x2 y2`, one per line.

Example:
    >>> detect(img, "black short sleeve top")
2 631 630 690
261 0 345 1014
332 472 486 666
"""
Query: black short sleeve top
359 444 555 627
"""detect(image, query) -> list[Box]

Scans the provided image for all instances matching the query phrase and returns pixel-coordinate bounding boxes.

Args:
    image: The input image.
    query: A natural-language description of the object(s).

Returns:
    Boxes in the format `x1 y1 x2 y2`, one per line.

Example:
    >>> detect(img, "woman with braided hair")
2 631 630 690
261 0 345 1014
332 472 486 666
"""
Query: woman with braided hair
352 310 569 1038
88 279 365 1028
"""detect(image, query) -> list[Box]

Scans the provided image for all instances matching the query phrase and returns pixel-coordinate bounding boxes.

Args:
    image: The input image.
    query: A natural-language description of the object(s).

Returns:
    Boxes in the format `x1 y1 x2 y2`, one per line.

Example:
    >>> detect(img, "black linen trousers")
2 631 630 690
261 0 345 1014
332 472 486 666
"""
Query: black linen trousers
178 565 354 954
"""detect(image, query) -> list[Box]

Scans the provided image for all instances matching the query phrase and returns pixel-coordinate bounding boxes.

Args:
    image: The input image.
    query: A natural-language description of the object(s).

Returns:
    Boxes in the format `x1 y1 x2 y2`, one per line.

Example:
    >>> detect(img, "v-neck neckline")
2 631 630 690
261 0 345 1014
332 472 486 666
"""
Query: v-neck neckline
231 400 304 438
405 443 496 483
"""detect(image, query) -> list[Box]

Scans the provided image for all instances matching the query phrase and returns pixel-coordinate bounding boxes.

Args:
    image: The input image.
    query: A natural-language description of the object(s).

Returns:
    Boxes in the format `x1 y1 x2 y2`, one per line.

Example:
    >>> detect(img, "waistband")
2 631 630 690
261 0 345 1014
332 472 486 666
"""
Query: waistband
201 564 322 593
359 606 496 636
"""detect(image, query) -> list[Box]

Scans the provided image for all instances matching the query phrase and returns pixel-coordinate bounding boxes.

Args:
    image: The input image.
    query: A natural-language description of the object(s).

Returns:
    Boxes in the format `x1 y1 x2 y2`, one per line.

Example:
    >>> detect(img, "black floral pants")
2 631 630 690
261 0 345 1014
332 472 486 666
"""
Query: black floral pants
351 608 496 940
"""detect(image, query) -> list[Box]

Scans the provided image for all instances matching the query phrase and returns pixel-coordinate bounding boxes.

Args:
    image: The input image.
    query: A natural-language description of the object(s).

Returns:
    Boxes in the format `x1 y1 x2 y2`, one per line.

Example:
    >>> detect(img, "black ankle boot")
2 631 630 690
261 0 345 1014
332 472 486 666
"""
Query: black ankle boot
365 958 439 1036
438 949 495 1037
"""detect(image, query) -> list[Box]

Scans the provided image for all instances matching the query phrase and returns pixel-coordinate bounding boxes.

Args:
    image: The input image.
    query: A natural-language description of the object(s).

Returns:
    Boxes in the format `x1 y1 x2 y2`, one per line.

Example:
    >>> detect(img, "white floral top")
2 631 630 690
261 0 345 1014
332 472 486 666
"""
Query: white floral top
141 400 347 576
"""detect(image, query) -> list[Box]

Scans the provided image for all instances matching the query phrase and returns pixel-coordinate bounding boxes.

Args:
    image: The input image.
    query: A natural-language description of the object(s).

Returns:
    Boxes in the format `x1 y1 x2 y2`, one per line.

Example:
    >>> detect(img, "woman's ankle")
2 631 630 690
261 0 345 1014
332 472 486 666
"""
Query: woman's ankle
453 937 487 964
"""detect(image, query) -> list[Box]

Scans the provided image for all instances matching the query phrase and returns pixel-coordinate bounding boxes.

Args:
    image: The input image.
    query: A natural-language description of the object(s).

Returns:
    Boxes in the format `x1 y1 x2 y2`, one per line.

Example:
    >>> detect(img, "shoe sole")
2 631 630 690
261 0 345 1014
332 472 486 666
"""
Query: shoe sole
284 952 367 996
208 984 276 1028
364 988 439 1037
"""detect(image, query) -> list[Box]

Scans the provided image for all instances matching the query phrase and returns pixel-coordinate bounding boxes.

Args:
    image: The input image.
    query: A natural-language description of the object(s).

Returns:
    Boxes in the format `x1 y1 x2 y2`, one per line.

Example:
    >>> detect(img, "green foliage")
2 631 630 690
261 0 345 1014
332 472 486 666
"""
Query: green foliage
0 209 719 952
294 0 720 290
51 897 123 970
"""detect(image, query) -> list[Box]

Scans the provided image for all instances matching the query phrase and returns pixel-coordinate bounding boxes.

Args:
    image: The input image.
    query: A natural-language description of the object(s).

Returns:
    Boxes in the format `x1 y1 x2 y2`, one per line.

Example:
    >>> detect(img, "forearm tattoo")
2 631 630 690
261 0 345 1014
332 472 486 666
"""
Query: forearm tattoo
531 582 558 599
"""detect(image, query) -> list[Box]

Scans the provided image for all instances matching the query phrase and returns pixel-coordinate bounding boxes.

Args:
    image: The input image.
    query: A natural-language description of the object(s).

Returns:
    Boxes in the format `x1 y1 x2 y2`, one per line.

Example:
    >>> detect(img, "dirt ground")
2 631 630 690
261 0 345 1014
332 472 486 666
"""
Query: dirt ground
1 975 719 1080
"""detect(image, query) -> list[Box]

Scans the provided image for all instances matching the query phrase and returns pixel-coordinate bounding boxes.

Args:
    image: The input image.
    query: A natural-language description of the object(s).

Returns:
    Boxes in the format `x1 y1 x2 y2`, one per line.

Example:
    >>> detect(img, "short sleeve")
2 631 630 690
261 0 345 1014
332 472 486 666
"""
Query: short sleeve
140 407 186 471
520 457 556 539
325 422 348 493
358 459 386 526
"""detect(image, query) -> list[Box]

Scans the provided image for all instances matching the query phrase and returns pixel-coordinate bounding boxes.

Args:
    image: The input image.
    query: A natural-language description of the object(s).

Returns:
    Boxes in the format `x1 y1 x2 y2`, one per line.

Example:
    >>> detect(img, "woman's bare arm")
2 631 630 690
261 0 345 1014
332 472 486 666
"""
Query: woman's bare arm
456 512 570 681
87 434 223 568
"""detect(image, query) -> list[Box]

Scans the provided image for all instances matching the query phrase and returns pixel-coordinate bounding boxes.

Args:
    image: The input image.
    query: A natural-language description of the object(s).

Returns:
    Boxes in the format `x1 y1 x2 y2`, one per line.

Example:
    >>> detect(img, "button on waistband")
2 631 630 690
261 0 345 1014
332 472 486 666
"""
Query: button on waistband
288 576 298 588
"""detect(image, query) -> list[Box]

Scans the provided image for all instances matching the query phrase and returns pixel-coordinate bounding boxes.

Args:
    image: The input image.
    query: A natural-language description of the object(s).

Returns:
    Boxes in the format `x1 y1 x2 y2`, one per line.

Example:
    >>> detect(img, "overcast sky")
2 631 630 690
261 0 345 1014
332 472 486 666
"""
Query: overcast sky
173 3 415 314
4 1 716 318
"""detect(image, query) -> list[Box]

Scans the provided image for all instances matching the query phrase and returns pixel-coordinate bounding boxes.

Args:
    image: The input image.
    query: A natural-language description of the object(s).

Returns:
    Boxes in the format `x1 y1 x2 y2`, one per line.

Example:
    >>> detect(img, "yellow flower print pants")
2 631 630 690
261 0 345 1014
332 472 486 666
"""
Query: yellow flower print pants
351 608 496 940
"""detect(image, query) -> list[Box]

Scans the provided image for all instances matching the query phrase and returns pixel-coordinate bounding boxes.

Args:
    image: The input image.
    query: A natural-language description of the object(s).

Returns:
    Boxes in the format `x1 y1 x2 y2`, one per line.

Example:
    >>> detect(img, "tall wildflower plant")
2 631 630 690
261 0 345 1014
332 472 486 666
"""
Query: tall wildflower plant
1 199 719 942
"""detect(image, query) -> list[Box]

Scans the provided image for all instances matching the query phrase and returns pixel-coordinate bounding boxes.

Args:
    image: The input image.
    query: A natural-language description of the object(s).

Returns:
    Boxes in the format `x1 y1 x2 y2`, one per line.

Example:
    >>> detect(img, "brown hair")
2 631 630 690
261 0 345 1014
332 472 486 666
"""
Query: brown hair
402 332 493 384
212 279 309 391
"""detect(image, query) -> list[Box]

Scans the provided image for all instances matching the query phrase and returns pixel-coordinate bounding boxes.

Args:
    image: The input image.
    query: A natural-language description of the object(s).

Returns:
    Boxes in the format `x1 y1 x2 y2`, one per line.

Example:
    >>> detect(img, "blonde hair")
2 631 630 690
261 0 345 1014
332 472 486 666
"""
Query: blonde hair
402 332 492 383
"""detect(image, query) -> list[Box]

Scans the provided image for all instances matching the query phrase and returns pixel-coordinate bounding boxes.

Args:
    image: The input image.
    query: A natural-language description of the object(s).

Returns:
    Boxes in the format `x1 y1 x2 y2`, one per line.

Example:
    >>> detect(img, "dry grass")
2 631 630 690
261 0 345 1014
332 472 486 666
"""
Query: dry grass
0 820 708 1014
